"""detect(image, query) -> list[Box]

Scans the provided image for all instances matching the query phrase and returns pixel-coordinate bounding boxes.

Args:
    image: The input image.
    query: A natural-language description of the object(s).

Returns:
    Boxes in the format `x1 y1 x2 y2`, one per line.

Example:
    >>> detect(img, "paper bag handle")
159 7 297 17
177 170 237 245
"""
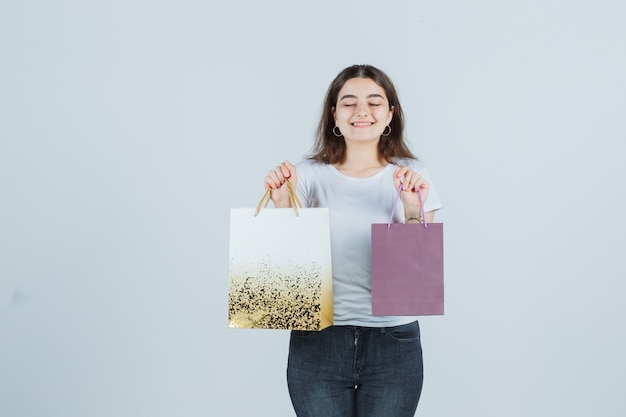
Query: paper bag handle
387 183 427 229
255 178 302 217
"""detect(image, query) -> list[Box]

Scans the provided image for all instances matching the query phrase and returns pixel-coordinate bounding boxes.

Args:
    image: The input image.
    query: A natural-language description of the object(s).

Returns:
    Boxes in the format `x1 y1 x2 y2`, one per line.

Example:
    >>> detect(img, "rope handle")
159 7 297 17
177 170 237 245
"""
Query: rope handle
255 178 302 217
387 183 427 229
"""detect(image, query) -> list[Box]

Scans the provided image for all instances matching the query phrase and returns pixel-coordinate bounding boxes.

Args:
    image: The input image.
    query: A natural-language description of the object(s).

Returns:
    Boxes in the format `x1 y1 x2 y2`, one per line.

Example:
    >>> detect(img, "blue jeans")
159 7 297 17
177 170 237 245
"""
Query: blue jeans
287 321 423 417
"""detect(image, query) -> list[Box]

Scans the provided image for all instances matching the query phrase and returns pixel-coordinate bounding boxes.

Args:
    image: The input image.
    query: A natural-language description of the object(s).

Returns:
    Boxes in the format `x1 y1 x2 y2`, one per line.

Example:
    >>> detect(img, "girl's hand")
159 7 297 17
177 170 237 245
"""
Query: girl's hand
394 166 430 220
264 160 297 208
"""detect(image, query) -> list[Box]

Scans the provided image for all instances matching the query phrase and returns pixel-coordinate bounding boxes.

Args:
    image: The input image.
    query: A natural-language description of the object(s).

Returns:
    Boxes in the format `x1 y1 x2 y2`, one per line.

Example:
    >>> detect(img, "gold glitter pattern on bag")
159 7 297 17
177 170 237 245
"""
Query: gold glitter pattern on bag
228 257 325 330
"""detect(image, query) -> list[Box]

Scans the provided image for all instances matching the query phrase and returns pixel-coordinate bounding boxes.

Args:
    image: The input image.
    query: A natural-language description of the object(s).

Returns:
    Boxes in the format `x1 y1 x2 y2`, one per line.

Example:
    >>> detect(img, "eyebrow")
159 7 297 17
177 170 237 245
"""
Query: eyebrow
339 93 386 101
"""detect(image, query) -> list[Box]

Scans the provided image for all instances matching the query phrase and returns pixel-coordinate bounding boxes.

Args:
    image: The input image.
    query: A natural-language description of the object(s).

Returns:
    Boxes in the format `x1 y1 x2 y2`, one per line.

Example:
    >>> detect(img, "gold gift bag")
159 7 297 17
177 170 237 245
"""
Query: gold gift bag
228 181 333 330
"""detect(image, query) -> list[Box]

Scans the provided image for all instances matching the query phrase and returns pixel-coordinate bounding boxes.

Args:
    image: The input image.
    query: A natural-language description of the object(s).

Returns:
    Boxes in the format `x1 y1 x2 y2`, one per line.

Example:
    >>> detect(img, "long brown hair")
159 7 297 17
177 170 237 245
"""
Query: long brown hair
308 64 416 164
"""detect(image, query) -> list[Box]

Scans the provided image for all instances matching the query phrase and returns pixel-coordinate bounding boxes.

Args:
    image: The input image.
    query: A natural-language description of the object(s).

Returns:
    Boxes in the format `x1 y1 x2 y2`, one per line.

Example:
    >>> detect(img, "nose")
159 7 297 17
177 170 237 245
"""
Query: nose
355 101 368 117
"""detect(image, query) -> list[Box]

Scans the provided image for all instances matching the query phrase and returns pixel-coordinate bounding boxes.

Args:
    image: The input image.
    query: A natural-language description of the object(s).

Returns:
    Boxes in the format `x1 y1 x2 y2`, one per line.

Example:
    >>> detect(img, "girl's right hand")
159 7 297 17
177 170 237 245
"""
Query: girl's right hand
264 160 297 208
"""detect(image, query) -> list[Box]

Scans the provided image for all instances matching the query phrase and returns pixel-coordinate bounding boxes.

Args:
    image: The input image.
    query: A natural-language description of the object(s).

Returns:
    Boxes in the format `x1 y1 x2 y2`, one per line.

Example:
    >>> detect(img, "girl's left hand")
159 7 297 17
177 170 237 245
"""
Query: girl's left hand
394 166 429 219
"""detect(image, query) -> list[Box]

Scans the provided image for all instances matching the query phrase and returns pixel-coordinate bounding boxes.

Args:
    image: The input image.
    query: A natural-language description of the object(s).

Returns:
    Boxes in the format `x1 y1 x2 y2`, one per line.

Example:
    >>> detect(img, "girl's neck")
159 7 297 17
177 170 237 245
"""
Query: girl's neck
333 150 388 178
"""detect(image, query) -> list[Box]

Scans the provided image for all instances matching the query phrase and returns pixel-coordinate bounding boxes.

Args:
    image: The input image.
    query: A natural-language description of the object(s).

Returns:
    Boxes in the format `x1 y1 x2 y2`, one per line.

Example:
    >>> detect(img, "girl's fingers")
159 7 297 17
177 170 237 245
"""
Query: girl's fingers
394 166 430 203
280 160 296 178
264 161 298 199
264 169 284 189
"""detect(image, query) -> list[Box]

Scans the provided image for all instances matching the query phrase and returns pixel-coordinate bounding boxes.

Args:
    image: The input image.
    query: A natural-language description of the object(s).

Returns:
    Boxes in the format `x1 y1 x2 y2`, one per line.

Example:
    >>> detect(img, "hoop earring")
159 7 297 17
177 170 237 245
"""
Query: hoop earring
333 126 343 137
382 125 392 137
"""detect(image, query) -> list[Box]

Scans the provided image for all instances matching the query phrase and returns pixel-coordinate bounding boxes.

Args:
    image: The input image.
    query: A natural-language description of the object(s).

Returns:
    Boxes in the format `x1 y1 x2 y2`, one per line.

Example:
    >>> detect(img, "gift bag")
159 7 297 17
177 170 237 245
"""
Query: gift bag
371 186 444 316
228 180 333 330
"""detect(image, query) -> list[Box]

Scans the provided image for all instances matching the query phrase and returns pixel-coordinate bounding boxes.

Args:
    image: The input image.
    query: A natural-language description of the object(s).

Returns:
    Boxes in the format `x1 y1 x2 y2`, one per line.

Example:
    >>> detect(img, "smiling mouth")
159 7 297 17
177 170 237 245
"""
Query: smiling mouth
352 122 373 127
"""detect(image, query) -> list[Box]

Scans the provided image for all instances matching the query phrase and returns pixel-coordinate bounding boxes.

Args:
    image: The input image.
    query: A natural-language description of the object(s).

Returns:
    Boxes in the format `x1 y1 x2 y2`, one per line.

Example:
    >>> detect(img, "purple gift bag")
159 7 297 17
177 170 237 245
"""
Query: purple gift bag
371 186 444 316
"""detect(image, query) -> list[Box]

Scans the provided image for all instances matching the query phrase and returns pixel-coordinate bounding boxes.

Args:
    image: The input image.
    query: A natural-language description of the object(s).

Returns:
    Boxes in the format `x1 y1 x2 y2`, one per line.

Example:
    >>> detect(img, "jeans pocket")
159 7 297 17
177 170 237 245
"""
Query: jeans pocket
291 330 317 338
386 321 420 342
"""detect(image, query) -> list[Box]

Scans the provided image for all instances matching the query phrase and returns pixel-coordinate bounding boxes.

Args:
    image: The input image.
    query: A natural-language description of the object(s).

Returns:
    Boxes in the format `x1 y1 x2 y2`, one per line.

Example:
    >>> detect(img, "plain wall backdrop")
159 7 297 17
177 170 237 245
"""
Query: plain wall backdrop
1 1 625 416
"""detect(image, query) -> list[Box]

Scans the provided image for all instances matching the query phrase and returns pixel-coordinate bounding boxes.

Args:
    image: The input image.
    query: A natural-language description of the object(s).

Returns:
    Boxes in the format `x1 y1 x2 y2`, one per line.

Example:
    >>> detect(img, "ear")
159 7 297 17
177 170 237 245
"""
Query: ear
387 105 394 124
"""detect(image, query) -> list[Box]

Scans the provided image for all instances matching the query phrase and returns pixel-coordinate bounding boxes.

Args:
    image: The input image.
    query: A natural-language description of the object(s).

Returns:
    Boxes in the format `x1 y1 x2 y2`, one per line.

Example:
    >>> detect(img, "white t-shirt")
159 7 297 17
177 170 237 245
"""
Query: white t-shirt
295 157 442 327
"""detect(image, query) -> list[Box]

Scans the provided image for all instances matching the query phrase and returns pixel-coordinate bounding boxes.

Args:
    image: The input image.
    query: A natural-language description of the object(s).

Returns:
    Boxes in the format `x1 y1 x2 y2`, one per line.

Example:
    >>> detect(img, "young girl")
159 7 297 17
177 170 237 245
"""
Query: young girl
264 64 442 417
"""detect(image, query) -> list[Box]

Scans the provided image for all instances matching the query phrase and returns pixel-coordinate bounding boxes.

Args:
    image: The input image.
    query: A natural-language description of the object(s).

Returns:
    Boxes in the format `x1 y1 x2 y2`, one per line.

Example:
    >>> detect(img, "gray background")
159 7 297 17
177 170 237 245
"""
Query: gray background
1 1 625 416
